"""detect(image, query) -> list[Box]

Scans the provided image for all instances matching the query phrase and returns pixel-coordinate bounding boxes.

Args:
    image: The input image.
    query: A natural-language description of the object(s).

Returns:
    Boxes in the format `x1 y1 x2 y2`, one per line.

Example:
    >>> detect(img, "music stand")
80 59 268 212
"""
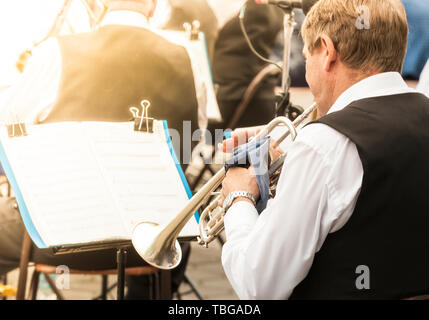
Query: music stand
52 241 132 300
275 7 304 119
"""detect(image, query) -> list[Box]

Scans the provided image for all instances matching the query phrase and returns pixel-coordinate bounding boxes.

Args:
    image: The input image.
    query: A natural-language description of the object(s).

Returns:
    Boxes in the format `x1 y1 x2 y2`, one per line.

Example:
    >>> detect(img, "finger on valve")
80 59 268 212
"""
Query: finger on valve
222 127 262 153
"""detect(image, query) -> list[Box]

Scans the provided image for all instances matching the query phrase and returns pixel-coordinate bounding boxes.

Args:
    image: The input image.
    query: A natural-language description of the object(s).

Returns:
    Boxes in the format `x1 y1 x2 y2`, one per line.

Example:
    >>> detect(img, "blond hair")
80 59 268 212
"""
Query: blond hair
301 0 408 73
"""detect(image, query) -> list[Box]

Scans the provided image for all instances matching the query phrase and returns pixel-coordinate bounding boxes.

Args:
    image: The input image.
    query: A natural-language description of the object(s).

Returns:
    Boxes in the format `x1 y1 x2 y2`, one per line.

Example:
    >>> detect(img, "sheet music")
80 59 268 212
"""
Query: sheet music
0 123 127 246
154 29 222 123
84 121 198 237
0 120 199 248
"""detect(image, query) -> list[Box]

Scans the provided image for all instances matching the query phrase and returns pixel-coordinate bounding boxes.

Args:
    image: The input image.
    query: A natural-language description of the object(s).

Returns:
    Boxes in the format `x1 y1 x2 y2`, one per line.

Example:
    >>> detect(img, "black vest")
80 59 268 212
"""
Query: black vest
290 93 429 300
41 25 199 165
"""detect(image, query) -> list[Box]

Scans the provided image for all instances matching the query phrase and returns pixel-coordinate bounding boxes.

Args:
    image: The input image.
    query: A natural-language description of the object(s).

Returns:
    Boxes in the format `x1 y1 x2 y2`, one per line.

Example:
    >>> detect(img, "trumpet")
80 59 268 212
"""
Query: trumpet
132 103 317 270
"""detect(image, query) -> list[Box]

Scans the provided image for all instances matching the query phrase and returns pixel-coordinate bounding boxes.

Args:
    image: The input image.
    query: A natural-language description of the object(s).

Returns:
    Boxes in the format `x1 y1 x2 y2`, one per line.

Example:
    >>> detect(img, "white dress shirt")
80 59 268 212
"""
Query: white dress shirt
221 72 416 300
0 38 62 124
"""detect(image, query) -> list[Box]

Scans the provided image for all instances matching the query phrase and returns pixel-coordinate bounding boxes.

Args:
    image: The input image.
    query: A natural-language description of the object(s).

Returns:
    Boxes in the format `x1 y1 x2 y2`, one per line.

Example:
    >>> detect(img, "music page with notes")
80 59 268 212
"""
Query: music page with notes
0 120 199 248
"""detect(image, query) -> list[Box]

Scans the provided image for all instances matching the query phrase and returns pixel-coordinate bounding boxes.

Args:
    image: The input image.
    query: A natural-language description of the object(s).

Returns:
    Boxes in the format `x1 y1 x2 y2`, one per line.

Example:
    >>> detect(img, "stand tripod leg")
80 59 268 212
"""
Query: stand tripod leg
17 231 33 300
101 275 108 300
160 270 171 300
116 248 127 300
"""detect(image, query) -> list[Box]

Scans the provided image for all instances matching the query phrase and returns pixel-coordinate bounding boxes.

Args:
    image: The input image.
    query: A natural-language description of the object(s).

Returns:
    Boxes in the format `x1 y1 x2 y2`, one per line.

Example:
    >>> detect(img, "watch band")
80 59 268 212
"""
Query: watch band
223 191 256 212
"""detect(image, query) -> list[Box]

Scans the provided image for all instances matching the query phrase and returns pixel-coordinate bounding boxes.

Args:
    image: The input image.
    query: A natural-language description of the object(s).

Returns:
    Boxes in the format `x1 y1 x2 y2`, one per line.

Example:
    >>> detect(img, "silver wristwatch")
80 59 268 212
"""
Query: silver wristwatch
223 191 256 212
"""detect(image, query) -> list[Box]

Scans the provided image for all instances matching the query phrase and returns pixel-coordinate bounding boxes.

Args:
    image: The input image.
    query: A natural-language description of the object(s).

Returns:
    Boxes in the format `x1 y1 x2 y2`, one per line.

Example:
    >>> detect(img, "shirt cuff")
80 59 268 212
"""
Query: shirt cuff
224 201 259 240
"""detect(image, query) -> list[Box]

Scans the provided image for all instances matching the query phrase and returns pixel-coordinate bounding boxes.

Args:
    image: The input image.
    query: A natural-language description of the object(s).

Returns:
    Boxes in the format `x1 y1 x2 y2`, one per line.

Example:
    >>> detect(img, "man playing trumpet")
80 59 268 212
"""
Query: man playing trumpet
220 0 429 299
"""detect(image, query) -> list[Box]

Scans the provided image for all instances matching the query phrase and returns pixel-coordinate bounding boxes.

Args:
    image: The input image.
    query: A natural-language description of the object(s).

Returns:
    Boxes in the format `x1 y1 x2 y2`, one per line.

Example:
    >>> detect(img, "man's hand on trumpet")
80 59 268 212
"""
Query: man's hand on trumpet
219 166 260 209
218 128 284 209
222 128 284 163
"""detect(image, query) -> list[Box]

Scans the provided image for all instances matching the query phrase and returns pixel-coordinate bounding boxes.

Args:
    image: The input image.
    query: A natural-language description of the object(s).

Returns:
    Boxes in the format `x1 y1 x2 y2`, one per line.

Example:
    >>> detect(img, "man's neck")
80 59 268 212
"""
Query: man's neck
108 1 150 17
100 10 150 28
323 69 381 116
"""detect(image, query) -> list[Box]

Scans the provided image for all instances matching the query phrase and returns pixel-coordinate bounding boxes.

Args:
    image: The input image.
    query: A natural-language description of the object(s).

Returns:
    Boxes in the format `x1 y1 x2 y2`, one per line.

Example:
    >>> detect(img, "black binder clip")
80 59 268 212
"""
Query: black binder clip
184 20 200 41
7 122 28 138
130 100 154 133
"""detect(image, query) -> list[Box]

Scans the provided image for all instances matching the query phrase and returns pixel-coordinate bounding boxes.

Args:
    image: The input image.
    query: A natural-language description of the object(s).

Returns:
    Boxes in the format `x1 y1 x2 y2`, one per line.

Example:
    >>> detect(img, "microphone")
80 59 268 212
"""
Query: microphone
255 0 318 15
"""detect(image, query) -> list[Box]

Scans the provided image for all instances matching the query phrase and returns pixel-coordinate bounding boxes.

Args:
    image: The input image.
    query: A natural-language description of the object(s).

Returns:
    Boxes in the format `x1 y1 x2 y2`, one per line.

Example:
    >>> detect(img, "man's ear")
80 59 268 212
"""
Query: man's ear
320 34 338 72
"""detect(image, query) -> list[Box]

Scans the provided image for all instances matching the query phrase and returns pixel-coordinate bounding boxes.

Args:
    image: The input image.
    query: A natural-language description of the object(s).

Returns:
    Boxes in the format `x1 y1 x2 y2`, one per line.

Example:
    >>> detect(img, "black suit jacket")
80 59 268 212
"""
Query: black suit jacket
212 1 283 102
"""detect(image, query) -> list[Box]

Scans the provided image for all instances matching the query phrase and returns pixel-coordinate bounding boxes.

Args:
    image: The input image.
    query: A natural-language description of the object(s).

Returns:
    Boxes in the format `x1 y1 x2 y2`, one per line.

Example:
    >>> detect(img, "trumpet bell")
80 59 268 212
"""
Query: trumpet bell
132 222 182 270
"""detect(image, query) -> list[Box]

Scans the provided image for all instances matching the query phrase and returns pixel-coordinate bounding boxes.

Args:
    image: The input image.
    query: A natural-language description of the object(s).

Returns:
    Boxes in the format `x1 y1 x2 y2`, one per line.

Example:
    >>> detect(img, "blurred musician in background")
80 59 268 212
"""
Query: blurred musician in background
400 0 429 80
219 0 429 299
208 0 283 129
154 0 218 61
417 59 429 98
0 0 200 299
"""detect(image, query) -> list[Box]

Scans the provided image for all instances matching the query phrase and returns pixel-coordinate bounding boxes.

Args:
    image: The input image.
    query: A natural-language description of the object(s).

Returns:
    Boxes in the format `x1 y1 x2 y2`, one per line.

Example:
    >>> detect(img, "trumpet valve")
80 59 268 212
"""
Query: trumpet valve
207 207 225 229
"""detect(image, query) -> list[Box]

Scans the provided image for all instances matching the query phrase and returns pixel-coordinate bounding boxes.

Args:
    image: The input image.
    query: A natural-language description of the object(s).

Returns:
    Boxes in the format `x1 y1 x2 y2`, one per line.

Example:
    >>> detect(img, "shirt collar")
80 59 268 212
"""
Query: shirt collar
100 10 150 29
328 72 416 114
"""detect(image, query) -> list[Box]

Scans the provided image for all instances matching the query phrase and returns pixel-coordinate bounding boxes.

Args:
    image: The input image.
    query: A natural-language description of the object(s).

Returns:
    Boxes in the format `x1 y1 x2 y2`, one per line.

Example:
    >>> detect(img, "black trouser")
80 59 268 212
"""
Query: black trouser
0 197 190 298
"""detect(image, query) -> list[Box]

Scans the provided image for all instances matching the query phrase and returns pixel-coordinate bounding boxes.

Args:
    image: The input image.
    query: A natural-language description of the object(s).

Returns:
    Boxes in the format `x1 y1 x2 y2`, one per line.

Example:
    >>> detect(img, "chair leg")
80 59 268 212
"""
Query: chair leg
184 275 204 300
28 270 40 300
153 272 160 300
16 231 33 300
101 275 108 300
160 270 172 300
93 281 116 300
116 248 127 300
42 273 65 300
148 274 153 300
1 274 7 300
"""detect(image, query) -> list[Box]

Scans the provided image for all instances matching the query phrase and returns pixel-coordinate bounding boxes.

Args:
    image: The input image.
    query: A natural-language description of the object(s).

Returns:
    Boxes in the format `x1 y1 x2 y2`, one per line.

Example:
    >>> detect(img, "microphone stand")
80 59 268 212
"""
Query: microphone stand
275 7 304 119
